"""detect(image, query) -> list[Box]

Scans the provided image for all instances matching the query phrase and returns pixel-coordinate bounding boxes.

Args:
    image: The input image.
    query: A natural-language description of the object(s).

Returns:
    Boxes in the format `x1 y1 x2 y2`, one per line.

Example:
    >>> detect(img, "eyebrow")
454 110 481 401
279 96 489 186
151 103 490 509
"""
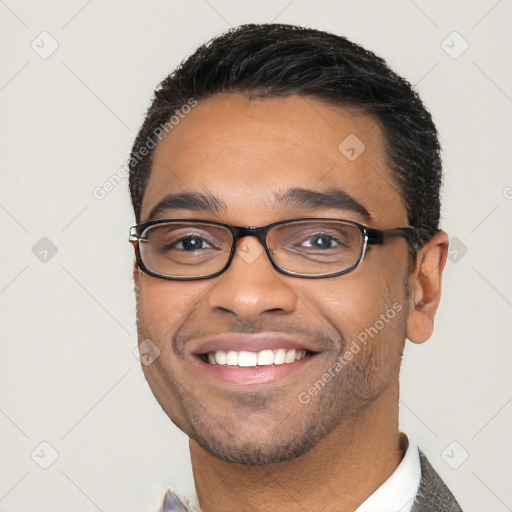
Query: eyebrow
275 187 371 220
147 191 226 221
145 187 371 222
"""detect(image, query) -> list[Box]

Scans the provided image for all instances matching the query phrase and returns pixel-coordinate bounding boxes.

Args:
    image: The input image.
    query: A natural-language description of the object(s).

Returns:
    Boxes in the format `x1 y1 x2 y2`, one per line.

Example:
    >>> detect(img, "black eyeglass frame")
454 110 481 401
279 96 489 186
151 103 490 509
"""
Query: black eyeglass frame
129 218 417 281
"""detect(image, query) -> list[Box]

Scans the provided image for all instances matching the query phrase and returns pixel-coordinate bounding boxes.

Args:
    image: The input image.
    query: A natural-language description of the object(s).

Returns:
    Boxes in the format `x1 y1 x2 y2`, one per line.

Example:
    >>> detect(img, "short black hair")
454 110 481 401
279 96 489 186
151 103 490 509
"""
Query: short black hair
128 23 442 257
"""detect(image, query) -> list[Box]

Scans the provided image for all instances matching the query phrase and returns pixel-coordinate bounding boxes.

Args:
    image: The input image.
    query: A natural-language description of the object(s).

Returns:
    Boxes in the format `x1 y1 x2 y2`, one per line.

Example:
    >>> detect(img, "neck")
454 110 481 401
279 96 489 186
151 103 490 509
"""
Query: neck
189 387 403 512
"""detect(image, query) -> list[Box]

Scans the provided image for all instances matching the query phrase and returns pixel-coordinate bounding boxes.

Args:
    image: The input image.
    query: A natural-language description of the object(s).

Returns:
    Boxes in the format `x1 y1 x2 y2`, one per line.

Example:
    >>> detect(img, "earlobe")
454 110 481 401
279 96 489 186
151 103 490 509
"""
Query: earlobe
407 308 434 344
406 230 449 344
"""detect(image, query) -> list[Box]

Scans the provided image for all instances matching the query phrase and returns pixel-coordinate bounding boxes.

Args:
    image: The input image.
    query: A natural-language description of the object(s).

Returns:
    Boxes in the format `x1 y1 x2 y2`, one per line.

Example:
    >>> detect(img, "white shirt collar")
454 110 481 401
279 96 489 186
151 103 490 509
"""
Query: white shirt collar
355 433 421 512
160 433 421 512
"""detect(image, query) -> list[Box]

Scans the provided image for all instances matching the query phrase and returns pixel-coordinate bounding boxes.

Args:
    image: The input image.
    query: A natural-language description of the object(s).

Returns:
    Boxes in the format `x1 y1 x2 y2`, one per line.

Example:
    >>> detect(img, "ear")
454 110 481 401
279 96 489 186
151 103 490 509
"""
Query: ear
406 230 449 344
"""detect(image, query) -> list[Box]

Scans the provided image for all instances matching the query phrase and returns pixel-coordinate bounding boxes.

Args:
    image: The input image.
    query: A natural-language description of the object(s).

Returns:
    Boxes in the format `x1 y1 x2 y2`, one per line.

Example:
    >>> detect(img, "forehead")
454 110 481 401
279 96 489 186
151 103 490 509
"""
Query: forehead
141 93 407 226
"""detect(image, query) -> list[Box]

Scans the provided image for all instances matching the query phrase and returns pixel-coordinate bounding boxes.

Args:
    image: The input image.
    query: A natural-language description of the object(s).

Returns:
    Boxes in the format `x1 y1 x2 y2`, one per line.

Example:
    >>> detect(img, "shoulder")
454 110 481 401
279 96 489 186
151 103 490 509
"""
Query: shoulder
411 449 463 512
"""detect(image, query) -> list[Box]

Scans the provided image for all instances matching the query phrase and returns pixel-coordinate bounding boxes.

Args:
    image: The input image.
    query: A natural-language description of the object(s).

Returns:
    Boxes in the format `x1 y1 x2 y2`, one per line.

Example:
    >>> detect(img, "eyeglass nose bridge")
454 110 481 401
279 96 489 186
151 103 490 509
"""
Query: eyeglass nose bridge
223 224 297 279
231 225 270 247
228 225 275 267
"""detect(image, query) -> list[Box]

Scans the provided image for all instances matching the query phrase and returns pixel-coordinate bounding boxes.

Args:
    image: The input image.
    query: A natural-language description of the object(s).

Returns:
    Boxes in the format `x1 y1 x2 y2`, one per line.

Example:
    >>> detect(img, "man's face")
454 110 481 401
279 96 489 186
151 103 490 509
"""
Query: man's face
134 93 411 464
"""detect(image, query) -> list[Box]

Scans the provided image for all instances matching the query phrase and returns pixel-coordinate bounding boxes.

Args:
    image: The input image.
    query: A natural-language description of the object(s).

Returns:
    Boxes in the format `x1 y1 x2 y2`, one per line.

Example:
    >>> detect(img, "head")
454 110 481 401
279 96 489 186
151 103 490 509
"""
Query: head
129 24 448 464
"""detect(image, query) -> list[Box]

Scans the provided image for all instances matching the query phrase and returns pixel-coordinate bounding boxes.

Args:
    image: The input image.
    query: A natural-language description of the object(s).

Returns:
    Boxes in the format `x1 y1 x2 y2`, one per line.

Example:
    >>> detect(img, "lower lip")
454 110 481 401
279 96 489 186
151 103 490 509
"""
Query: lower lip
191 353 318 385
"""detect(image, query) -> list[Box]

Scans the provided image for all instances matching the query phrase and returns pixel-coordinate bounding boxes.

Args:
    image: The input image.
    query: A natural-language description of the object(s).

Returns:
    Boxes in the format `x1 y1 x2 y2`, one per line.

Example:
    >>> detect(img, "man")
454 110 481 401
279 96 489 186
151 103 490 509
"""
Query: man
128 24 462 511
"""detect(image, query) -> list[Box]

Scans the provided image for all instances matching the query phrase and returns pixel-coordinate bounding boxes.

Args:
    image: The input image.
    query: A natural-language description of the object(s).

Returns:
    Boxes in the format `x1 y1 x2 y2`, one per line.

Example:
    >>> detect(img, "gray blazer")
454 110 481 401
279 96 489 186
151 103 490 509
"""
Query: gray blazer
411 450 462 512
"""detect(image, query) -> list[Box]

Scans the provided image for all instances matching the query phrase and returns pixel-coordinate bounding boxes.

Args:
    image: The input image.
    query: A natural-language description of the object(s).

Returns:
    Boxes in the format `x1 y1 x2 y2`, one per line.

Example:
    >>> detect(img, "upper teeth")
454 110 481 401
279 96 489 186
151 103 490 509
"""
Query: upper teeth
206 348 307 366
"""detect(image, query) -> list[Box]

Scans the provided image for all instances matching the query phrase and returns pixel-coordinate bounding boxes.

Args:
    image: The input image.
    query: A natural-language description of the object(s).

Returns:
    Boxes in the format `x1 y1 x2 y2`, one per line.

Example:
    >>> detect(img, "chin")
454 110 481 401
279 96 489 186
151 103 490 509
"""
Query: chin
195 434 317 465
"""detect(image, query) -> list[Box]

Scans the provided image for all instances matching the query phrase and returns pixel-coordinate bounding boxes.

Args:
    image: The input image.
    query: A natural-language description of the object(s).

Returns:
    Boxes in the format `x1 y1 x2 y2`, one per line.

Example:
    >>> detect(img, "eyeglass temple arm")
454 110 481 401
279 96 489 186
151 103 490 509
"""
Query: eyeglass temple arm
129 226 152 244
365 227 417 246
129 227 140 244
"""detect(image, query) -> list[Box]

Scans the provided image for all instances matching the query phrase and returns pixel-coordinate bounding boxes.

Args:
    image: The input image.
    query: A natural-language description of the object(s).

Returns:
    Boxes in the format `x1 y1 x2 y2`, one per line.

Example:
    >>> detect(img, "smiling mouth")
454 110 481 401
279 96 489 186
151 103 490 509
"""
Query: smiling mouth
198 348 317 367
190 333 323 385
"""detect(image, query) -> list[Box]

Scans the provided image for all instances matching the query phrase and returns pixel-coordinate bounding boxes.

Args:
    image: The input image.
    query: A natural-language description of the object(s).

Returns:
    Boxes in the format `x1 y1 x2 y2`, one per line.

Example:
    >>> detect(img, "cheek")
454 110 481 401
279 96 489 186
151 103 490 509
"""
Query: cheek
136 276 208 339
296 272 405 349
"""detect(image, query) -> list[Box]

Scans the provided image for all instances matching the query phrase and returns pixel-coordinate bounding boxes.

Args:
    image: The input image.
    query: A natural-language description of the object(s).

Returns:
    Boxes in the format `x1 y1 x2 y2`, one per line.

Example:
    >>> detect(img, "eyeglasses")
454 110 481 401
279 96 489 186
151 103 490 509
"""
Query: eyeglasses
129 218 417 281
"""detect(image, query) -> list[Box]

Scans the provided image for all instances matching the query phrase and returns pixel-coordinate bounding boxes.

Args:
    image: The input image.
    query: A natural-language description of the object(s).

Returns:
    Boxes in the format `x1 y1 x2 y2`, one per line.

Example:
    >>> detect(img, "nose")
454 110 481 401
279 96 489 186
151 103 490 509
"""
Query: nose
207 237 298 323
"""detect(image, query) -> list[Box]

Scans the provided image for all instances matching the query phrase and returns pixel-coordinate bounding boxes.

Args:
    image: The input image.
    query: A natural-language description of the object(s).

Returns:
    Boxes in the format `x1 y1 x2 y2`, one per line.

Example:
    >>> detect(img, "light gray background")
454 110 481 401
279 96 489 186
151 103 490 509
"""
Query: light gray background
1 1 511 511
